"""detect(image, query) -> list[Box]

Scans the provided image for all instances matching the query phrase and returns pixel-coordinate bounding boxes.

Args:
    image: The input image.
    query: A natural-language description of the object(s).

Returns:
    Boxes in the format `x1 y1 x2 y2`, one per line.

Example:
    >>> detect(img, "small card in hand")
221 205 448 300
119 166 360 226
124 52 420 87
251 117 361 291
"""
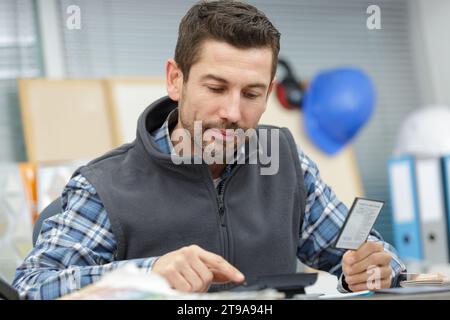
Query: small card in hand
334 197 384 250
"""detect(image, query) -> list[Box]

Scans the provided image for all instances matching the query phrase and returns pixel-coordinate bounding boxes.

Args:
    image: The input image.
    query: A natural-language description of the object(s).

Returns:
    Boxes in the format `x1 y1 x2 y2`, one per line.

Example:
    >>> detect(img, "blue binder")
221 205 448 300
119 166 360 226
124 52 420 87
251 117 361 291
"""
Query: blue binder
388 156 423 261
442 155 450 253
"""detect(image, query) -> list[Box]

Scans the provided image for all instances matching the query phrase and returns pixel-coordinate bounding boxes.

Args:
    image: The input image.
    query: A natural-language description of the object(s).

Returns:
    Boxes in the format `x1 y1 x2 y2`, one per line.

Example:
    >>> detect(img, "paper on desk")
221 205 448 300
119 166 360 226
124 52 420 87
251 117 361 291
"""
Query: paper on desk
60 264 284 300
318 290 373 299
400 272 450 287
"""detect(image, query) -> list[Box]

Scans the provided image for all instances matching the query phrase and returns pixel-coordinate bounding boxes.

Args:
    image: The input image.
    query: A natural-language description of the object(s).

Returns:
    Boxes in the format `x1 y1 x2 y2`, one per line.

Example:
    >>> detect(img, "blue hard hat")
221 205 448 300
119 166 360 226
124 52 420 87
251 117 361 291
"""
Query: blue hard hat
303 67 376 155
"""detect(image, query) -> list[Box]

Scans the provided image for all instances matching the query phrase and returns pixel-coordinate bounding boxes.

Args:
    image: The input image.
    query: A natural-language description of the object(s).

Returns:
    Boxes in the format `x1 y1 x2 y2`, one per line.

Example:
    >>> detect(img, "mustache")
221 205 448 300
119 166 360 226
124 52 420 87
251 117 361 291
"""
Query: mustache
202 122 242 131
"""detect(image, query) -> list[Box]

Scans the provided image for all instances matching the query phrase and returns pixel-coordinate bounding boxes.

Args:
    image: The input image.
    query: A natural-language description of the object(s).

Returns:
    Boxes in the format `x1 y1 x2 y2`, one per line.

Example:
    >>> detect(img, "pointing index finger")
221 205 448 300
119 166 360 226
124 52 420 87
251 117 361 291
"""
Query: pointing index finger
198 249 245 283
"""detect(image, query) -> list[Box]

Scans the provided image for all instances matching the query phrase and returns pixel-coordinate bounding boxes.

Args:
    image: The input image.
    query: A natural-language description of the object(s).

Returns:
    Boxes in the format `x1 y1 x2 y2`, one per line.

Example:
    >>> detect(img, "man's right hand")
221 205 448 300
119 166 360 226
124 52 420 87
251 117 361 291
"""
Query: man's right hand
151 245 245 292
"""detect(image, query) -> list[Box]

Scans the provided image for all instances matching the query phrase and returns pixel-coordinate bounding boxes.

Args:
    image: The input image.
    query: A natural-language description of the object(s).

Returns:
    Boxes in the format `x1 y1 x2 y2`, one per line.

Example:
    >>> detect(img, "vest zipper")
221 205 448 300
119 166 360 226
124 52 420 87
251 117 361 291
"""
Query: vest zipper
217 182 226 226
213 165 241 291
215 179 229 281
214 164 242 260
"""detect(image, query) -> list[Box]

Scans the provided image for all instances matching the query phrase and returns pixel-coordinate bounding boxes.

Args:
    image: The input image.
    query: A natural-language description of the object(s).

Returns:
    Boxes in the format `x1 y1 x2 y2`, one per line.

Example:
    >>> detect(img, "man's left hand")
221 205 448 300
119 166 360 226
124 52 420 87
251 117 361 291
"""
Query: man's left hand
342 241 393 292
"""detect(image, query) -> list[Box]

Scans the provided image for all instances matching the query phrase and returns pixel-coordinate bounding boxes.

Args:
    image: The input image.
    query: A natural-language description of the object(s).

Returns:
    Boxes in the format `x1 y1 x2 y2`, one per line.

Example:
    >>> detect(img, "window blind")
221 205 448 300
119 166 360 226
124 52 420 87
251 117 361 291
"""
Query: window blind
0 0 42 161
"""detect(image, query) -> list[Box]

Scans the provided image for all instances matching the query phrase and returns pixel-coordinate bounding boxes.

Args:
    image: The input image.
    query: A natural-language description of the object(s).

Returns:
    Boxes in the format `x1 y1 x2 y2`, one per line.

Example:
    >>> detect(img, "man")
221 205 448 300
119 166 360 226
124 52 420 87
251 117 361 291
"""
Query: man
13 0 405 299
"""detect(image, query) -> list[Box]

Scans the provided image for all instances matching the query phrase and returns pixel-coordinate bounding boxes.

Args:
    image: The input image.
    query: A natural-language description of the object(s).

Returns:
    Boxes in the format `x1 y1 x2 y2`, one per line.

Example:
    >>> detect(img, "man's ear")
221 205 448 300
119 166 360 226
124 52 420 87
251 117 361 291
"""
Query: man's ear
166 59 183 101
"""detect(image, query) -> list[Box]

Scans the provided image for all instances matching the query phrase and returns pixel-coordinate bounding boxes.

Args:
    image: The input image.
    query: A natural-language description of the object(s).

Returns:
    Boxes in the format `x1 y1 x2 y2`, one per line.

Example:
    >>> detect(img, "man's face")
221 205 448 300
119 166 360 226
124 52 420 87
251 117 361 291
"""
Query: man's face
168 40 274 162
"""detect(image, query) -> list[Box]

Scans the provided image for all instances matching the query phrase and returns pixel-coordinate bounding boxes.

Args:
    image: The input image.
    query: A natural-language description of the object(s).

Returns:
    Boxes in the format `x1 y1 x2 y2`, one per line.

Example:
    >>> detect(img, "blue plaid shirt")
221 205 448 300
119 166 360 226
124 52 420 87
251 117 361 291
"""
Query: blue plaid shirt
13 109 406 299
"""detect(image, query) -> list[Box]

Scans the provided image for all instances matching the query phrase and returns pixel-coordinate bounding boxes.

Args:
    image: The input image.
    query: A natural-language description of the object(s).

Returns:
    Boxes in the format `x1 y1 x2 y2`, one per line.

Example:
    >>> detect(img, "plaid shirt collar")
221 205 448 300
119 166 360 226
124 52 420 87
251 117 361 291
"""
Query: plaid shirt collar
151 108 178 156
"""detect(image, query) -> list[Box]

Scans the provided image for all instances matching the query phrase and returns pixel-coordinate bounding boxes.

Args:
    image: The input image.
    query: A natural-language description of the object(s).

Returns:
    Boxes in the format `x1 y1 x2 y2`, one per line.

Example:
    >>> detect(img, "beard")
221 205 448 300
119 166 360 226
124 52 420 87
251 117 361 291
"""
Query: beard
178 101 247 165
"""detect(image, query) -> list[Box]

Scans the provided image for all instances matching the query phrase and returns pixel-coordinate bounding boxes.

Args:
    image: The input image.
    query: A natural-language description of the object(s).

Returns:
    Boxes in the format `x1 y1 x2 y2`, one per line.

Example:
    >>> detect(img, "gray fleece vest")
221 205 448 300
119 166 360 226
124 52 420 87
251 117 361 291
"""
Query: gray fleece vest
75 96 306 286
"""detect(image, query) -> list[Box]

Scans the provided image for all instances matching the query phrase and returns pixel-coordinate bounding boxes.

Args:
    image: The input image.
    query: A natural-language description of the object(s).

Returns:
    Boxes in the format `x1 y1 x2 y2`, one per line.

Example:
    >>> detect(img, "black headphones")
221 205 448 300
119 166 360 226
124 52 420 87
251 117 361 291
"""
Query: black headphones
275 58 304 110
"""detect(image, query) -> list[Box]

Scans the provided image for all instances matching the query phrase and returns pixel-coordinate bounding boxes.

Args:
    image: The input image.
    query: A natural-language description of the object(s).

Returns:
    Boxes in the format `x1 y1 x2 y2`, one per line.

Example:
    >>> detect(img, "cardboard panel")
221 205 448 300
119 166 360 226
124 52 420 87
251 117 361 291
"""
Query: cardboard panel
105 78 167 145
18 163 37 224
18 79 115 162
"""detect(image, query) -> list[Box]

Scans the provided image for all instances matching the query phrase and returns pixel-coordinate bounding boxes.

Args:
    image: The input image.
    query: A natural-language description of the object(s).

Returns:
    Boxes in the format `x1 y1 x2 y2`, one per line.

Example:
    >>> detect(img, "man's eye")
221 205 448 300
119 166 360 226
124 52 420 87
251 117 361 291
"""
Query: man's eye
243 92 260 99
208 87 224 93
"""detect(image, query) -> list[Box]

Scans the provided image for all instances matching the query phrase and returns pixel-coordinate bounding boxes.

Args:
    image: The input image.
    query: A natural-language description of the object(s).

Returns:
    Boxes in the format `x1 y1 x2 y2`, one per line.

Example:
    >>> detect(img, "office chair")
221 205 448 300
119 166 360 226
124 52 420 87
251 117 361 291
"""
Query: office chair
32 197 62 247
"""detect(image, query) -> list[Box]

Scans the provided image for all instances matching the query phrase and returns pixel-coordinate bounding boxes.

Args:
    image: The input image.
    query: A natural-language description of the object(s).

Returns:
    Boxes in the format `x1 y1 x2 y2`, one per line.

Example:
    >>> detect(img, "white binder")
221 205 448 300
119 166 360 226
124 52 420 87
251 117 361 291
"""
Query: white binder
415 157 449 263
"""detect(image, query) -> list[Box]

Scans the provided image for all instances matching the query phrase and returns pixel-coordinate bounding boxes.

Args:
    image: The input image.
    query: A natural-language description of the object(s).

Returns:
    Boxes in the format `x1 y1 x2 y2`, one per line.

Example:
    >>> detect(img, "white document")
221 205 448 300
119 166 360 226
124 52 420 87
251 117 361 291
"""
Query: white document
390 162 416 223
318 290 373 299
335 198 384 250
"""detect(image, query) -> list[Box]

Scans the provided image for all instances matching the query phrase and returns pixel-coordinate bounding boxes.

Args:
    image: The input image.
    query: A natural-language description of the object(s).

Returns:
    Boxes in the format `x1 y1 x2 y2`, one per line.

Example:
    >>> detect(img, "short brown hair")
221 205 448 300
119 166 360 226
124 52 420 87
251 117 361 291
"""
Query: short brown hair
175 0 281 81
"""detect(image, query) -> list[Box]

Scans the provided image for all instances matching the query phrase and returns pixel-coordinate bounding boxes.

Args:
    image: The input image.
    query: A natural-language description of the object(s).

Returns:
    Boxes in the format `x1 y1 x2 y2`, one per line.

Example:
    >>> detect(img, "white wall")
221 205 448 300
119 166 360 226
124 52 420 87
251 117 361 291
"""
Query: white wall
410 0 450 107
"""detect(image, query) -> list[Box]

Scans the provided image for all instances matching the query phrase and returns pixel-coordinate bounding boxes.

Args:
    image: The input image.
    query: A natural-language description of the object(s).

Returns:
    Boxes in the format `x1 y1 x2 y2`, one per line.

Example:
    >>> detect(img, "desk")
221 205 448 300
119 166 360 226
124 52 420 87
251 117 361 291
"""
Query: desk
305 272 450 300
355 290 450 300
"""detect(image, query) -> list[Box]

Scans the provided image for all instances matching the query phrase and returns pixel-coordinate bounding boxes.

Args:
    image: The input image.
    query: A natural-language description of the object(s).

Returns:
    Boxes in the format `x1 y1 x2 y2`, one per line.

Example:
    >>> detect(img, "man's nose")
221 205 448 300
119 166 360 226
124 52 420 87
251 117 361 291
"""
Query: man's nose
221 92 241 124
